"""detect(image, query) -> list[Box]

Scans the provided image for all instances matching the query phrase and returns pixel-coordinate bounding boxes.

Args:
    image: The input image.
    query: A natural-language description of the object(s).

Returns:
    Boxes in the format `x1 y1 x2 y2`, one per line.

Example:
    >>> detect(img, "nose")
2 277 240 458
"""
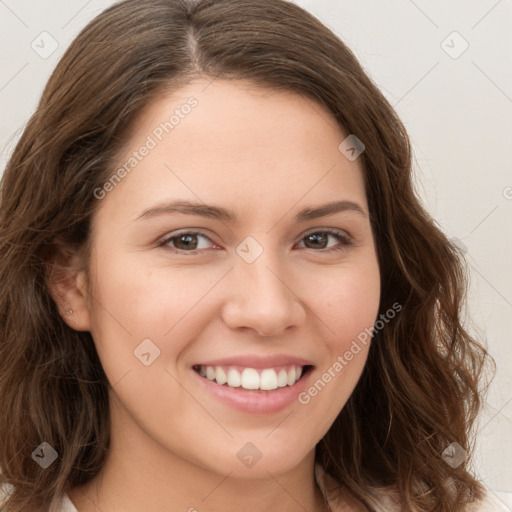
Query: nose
221 248 306 337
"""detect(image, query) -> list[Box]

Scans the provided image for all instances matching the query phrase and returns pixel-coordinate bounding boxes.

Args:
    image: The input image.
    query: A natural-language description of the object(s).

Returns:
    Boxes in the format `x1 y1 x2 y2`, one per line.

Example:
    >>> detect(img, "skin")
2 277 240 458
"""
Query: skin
52 78 380 512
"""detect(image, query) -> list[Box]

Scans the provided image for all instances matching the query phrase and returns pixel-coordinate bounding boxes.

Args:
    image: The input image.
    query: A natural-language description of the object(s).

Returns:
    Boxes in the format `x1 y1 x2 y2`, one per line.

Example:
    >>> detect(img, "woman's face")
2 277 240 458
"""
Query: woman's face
78 78 380 478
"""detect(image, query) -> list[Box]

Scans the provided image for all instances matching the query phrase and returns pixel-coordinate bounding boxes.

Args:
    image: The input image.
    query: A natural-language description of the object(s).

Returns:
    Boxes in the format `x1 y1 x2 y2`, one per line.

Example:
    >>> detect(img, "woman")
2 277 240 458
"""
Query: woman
0 0 503 510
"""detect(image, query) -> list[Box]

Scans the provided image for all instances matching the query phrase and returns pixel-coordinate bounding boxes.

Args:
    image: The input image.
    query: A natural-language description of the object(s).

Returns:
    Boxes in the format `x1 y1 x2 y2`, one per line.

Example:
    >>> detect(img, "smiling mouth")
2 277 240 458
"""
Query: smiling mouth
192 364 313 391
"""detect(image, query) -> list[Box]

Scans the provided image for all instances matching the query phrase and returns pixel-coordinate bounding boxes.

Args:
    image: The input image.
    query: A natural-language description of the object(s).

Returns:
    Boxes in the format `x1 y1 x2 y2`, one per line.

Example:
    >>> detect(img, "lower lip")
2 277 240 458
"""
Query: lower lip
192 367 312 414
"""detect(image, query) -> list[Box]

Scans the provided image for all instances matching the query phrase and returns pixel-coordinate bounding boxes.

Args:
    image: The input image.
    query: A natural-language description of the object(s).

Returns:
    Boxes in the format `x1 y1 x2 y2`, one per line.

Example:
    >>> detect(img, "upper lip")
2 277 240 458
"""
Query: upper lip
193 354 314 369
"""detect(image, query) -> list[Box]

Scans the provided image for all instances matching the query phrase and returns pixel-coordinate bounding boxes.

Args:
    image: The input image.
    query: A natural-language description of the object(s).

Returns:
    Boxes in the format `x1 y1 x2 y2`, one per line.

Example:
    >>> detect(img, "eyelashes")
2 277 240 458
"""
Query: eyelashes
158 228 353 255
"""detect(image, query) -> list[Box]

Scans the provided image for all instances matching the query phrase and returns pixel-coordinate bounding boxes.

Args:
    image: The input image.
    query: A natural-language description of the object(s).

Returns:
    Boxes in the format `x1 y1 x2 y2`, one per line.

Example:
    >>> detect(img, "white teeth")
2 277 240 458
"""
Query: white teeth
206 366 216 380
241 368 260 389
277 369 288 388
260 369 278 390
227 368 241 387
197 365 305 390
215 367 227 385
287 367 297 386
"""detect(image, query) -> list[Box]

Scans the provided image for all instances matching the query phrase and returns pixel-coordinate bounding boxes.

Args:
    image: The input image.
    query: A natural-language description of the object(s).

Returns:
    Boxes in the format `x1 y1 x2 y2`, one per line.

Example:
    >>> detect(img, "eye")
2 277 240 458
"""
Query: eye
296 229 353 253
160 231 215 253
159 229 353 254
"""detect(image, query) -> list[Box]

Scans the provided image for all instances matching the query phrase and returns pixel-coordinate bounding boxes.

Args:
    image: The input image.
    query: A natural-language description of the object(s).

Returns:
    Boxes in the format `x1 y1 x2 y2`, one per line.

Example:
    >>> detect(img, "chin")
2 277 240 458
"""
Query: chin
193 435 315 480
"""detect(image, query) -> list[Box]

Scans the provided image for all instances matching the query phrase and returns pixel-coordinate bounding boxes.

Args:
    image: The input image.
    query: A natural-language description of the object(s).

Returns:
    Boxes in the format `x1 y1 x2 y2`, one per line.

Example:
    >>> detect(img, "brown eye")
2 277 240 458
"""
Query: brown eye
159 229 352 255
298 230 352 252
161 232 215 253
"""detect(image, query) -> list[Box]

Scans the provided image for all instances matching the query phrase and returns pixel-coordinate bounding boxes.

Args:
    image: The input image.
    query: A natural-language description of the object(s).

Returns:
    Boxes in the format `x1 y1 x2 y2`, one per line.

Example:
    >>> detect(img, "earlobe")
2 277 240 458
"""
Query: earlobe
45 242 92 332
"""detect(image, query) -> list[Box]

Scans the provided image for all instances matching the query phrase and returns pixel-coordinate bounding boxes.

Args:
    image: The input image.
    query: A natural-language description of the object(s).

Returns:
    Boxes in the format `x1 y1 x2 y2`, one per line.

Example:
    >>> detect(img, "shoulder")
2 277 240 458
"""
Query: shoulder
314 464 511 512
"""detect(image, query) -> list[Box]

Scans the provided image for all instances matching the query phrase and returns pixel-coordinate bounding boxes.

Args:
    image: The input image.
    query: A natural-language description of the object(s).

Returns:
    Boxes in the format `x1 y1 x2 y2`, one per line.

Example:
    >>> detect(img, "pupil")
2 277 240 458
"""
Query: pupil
307 233 327 248
178 234 197 250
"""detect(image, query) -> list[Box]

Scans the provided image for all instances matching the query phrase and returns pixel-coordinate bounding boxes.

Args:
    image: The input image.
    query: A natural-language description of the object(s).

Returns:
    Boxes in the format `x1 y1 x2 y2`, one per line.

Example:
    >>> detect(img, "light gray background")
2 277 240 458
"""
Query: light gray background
1 0 511 507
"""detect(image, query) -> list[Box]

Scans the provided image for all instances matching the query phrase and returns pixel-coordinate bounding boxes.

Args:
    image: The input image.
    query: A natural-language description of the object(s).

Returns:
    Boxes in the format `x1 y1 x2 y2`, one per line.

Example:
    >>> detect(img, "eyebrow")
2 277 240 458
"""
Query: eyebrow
135 199 368 223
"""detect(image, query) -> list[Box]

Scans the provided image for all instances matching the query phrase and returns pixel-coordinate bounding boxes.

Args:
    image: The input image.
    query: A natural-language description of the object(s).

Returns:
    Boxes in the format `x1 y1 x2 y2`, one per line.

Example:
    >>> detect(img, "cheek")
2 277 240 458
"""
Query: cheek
316 259 381 348
87 249 228 371
88 247 185 334
296 259 380 426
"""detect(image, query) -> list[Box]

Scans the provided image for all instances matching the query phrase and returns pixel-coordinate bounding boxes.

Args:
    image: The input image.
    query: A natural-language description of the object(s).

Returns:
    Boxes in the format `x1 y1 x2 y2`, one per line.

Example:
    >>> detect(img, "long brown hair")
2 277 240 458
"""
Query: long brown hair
0 0 493 510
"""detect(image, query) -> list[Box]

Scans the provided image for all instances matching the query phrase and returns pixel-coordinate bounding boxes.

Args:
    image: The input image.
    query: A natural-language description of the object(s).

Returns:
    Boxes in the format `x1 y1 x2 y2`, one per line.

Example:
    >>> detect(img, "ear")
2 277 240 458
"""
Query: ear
45 239 92 332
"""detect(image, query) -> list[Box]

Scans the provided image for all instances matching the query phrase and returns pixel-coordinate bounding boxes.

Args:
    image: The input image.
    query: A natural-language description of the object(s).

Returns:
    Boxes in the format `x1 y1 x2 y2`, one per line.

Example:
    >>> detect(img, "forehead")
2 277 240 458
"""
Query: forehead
96 78 368 226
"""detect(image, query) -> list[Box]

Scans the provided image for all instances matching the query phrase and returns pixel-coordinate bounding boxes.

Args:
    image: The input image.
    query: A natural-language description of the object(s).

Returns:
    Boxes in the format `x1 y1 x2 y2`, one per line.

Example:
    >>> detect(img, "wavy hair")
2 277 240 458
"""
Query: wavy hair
0 0 493 510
